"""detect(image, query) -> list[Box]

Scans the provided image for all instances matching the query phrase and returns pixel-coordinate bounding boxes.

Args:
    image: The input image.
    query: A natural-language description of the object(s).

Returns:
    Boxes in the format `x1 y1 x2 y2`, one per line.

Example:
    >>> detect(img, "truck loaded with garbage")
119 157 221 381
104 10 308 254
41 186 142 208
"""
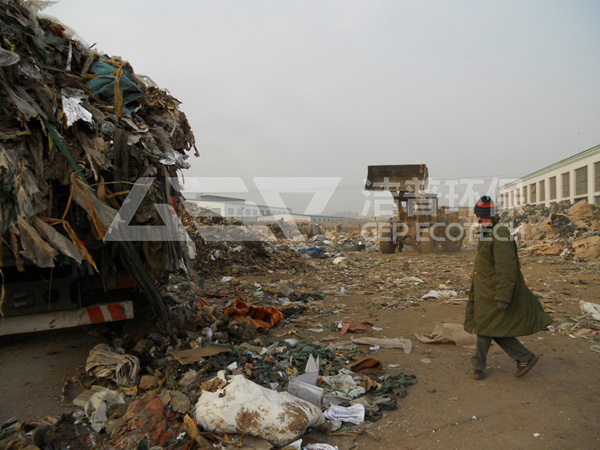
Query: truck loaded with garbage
0 0 198 335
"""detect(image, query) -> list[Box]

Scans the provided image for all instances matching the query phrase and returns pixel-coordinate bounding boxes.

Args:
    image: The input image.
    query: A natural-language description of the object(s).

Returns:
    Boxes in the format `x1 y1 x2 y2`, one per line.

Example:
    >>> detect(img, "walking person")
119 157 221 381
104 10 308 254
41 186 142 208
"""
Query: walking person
464 196 553 380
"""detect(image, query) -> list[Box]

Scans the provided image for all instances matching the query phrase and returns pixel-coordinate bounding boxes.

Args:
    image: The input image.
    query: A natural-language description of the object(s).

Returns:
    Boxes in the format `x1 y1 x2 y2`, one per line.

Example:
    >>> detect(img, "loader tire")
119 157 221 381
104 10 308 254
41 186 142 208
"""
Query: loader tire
418 228 437 254
441 237 463 253
379 224 396 254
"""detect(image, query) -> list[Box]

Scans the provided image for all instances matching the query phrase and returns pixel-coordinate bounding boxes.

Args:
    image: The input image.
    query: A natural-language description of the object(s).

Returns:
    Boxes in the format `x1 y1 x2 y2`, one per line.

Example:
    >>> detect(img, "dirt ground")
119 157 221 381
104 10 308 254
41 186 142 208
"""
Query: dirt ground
1 246 599 449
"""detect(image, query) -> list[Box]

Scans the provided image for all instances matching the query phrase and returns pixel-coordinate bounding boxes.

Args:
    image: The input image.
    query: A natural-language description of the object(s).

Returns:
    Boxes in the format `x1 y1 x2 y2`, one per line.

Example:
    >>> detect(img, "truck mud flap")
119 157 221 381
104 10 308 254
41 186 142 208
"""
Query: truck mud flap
0 301 134 336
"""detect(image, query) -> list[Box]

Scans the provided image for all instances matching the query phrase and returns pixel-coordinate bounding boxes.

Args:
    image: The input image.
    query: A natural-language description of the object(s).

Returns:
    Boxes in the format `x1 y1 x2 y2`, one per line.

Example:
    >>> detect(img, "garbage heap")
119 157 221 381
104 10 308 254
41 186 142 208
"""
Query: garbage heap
499 199 600 261
291 230 379 260
1 274 419 449
0 1 197 320
181 202 311 276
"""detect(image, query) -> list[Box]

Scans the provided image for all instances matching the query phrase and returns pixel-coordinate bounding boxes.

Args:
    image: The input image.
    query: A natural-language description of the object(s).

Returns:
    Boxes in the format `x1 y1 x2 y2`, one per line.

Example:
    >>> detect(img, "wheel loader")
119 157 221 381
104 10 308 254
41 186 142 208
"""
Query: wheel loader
365 164 464 254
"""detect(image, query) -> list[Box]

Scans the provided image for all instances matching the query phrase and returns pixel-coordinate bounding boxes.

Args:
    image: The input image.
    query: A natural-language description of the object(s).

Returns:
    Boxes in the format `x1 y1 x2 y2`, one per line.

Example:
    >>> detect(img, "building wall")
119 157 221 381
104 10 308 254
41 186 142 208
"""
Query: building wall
186 200 289 221
499 149 600 208
257 214 355 223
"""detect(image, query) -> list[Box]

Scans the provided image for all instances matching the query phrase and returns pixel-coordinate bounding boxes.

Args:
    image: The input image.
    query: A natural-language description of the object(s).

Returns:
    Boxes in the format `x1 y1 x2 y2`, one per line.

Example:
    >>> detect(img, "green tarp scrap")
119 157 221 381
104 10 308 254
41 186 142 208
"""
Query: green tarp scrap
86 60 145 117
372 373 418 398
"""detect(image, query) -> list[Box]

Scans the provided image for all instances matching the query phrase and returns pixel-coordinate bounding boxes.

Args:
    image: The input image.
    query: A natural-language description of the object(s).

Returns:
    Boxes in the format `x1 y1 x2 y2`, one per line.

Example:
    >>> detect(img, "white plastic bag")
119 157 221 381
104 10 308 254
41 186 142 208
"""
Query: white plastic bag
195 375 324 446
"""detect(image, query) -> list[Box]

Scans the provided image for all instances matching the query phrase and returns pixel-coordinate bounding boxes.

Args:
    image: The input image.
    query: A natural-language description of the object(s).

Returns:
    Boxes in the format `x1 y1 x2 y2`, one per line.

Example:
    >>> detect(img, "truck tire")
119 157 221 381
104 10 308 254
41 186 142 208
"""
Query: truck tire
379 224 396 254
418 227 437 254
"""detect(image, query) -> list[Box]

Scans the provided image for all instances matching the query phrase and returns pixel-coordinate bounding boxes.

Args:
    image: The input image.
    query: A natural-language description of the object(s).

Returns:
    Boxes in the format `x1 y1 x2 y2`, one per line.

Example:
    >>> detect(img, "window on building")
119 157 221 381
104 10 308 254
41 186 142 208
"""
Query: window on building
530 183 536 203
575 166 588 196
522 186 527 204
539 180 545 202
562 172 570 198
237 208 242 215
228 208 234 215
549 177 557 200
595 161 600 192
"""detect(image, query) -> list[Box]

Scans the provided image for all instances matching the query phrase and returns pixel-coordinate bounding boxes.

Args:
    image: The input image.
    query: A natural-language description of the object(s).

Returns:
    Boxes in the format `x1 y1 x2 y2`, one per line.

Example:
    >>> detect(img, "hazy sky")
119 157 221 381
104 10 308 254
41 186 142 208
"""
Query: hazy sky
44 1 600 215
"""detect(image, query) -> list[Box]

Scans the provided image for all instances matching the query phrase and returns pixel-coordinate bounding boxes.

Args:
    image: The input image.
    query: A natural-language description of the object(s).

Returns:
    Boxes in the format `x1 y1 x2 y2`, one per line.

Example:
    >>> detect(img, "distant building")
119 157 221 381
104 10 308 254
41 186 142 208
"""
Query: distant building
498 145 600 208
185 194 291 222
257 213 355 224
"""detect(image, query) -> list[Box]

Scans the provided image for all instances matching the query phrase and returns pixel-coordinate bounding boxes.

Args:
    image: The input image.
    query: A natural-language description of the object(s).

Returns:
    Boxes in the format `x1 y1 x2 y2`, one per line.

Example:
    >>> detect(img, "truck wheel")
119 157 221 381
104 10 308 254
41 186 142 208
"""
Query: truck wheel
379 224 396 254
418 228 437 254
441 237 463 253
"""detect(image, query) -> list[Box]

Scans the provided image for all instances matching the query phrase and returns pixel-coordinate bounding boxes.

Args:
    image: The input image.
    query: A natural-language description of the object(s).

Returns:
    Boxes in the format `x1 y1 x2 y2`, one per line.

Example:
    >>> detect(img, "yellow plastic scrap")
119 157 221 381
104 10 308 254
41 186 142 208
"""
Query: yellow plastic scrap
41 216 98 273
107 59 132 117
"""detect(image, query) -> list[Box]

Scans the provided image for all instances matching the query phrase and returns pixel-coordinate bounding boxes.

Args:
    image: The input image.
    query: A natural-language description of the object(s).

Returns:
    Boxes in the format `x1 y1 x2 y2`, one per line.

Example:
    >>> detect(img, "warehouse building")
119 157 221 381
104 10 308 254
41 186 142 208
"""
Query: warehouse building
499 145 600 208
185 194 291 222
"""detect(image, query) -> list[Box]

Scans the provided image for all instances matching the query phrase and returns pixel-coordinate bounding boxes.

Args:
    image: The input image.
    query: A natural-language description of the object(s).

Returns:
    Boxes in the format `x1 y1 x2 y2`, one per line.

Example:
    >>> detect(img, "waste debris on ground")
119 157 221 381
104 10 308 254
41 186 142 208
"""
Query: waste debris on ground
4 4 599 449
499 200 600 260
195 372 325 447
414 323 478 349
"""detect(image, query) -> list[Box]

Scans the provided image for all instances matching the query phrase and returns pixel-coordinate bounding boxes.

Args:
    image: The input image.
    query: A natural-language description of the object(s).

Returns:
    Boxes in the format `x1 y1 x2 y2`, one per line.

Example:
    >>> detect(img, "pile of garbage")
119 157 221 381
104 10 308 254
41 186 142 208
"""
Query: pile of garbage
181 203 310 276
1 276 418 449
0 0 198 321
292 230 379 260
181 201 378 275
499 199 600 260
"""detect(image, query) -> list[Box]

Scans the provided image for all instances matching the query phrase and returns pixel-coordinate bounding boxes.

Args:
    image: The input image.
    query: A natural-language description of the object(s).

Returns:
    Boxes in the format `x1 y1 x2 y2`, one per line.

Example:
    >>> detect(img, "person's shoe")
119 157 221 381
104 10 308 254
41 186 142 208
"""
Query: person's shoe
516 355 539 377
472 369 485 380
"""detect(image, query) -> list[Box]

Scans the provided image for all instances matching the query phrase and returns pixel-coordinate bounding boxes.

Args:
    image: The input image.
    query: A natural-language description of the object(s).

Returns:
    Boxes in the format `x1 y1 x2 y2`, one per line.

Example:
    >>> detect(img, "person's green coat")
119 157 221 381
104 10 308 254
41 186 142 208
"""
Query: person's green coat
464 218 553 337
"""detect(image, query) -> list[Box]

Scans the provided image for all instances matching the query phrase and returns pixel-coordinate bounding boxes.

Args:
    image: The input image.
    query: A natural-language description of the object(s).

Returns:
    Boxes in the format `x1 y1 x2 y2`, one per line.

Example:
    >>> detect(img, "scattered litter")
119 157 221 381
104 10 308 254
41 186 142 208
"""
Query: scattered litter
580 300 600 321
169 344 233 365
348 356 383 372
351 337 413 353
340 321 374 334
323 404 365 425
399 277 425 284
414 323 477 349
84 388 125 433
224 299 284 331
421 290 458 300
304 444 340 450
85 344 140 387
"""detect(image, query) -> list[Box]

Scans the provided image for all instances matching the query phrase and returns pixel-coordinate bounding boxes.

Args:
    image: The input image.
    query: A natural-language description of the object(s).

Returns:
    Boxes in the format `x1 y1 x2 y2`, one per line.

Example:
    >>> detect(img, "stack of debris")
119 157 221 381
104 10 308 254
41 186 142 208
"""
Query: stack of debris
1 285 418 449
292 230 378 260
181 203 310 276
499 199 600 260
0 1 198 321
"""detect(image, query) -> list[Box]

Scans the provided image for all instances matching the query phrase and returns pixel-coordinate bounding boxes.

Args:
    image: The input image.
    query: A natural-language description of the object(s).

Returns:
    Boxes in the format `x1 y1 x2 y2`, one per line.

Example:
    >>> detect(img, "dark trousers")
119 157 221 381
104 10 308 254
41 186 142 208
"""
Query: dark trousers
471 335 533 371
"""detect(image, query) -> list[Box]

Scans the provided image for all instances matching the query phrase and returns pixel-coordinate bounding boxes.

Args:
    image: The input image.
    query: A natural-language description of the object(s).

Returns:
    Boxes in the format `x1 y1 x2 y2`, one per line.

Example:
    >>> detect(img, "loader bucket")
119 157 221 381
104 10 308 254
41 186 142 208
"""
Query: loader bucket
364 164 429 192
